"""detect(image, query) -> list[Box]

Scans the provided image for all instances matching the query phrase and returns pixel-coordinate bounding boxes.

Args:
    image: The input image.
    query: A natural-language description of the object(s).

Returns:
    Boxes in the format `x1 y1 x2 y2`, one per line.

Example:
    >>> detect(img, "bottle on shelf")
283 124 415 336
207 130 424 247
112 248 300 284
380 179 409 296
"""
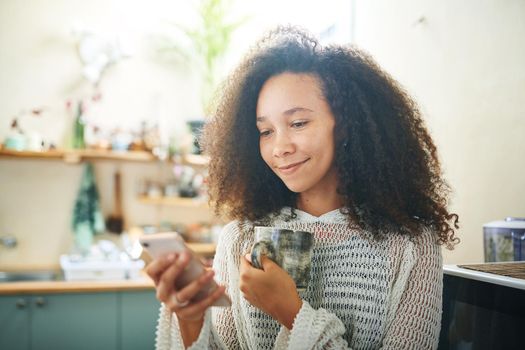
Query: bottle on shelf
73 101 85 149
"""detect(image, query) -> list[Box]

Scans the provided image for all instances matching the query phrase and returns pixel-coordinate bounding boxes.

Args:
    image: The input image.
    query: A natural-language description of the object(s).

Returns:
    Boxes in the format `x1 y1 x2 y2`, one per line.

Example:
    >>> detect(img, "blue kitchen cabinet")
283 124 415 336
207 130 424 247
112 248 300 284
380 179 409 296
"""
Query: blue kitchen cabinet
120 290 160 350
0 295 30 350
0 292 118 350
1 289 159 350
30 292 118 350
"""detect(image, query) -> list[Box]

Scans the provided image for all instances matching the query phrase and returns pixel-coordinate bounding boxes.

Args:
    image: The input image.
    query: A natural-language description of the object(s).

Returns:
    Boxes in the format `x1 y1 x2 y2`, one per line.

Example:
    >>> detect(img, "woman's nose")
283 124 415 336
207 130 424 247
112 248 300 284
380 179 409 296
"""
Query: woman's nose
272 132 295 158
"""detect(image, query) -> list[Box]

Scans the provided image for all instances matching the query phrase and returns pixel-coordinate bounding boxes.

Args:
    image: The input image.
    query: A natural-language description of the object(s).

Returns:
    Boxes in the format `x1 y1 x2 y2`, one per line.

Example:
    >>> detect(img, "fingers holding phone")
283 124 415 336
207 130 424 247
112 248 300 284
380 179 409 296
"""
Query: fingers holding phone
140 232 231 319
173 268 214 307
154 251 192 305
168 271 228 322
145 252 177 286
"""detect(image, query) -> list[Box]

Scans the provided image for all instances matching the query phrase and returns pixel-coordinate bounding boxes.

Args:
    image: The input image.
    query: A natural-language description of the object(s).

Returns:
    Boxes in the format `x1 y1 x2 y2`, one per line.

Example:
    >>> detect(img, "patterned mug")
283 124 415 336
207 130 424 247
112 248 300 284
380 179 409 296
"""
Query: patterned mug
251 227 313 291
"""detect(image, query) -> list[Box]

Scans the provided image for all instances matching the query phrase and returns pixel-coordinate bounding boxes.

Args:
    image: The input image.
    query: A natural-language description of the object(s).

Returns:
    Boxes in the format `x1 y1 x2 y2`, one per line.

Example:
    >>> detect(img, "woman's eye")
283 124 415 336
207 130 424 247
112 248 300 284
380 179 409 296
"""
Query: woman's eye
259 130 272 137
291 121 308 128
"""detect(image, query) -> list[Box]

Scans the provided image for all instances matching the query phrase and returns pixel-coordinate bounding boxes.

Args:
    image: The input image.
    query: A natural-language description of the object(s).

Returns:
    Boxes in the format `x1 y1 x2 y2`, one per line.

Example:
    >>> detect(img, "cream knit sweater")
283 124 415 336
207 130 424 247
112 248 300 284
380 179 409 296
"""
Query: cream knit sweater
155 207 443 349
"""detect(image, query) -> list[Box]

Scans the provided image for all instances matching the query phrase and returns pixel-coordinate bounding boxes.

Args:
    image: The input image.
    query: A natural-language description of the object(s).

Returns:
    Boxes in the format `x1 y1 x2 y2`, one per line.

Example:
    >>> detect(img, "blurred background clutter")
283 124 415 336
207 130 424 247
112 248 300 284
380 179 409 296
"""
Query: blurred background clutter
0 0 524 270
0 0 354 272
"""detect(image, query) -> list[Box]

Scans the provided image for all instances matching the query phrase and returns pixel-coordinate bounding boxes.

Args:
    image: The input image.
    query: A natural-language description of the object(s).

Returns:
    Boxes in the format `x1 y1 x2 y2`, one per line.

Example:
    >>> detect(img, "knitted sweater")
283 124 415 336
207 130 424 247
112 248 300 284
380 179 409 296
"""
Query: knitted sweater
155 207 443 349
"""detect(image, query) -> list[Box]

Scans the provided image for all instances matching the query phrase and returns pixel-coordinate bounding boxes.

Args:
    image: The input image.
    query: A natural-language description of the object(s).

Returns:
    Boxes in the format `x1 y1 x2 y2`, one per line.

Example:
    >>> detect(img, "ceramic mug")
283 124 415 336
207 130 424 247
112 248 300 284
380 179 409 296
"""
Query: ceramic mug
251 226 313 291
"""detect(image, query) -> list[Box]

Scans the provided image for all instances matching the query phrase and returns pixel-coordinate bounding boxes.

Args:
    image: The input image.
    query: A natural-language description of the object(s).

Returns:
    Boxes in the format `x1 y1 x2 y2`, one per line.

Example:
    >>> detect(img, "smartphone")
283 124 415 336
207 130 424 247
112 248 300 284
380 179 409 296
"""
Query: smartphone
139 232 231 307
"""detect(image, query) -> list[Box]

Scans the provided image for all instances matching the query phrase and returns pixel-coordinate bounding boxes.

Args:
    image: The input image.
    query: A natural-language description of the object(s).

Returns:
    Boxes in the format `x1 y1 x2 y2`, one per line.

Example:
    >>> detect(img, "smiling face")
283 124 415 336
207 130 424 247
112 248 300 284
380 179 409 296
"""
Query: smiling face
256 72 338 198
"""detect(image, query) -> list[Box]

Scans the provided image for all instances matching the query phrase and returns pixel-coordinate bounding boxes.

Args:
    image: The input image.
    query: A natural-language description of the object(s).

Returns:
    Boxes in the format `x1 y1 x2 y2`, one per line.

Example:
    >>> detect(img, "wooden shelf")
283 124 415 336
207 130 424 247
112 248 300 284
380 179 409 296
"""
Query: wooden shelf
138 196 209 209
0 149 65 160
0 149 156 163
180 154 209 167
0 149 209 166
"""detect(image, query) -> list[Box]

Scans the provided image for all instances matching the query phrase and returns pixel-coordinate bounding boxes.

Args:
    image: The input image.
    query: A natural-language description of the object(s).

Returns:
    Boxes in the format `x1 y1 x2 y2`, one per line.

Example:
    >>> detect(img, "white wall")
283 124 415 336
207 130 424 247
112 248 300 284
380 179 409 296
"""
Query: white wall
353 0 525 263
0 0 204 144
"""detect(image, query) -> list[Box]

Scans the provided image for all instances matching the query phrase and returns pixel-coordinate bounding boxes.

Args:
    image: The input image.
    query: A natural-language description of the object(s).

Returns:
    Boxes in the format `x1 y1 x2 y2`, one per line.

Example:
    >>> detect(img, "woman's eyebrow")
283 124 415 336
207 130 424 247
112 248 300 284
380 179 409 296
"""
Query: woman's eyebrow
257 107 313 122
283 107 313 116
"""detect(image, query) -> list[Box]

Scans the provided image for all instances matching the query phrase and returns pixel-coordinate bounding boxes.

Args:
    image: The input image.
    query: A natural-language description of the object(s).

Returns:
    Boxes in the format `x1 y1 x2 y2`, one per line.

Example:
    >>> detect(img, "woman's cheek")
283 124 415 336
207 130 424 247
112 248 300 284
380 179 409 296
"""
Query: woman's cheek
259 143 273 168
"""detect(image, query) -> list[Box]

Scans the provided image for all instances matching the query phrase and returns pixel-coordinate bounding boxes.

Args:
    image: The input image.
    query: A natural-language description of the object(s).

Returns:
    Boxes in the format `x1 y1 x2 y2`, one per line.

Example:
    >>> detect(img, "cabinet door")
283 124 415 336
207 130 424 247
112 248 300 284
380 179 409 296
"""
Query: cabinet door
30 292 118 350
0 295 30 350
120 290 160 350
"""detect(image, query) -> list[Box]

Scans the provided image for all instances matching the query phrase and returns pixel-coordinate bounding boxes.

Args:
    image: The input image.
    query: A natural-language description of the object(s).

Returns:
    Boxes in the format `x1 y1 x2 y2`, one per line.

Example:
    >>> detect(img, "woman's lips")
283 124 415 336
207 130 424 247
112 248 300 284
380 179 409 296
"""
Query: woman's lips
277 159 309 175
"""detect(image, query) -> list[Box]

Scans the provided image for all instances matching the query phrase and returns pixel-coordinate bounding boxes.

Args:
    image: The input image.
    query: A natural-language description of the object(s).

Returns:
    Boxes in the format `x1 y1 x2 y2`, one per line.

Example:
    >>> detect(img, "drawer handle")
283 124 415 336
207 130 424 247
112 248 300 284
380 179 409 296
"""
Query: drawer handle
16 298 27 309
34 297 46 307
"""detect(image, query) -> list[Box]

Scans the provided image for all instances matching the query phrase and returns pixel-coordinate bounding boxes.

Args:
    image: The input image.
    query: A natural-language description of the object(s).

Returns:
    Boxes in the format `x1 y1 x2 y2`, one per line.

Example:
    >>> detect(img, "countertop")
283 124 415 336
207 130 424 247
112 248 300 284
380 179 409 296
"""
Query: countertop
5 264 523 295
444 263 525 291
0 276 155 295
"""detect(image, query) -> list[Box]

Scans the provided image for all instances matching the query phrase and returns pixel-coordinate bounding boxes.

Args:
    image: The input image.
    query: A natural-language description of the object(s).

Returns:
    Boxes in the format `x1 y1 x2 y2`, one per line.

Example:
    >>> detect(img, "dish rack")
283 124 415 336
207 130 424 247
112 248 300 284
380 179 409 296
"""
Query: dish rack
60 255 145 281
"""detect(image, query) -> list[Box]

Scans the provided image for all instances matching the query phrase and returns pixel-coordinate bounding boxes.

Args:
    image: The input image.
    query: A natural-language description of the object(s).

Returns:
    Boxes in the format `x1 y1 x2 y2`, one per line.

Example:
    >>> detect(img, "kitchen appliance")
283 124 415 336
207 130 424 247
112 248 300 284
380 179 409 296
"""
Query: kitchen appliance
439 265 525 350
483 217 525 262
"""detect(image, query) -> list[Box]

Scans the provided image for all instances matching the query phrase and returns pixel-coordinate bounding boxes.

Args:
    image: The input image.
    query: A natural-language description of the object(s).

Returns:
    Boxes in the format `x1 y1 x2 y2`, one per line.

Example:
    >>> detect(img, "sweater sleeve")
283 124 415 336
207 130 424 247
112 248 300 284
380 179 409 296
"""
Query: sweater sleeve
379 230 443 350
274 301 351 349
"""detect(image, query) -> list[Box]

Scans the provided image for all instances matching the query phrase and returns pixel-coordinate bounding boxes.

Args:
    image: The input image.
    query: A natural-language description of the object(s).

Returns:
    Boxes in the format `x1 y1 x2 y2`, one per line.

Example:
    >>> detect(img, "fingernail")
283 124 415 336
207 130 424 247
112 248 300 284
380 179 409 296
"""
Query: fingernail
166 253 175 262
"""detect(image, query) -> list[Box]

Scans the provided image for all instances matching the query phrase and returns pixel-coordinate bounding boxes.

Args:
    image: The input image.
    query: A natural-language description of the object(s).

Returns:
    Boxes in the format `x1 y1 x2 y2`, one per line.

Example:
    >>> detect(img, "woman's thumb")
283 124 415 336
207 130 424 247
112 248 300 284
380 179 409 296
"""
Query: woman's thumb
260 255 276 270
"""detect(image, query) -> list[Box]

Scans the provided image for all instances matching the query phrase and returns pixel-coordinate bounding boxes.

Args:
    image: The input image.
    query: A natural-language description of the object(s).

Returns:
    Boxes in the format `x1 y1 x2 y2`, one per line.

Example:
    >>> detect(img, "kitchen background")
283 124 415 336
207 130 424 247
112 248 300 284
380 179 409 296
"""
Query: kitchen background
0 0 524 270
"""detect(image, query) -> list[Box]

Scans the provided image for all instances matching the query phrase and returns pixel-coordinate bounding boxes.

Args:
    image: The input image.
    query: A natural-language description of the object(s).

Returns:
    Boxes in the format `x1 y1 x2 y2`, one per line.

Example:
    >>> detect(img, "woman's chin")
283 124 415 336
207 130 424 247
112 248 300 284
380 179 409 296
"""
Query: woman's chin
281 181 306 194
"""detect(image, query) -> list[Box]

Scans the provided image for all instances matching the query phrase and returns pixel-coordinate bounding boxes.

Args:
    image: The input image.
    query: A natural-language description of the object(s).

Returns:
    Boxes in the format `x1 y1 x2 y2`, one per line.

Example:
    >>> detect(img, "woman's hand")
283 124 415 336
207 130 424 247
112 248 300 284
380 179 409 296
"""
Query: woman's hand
146 251 227 347
145 251 227 322
239 253 302 329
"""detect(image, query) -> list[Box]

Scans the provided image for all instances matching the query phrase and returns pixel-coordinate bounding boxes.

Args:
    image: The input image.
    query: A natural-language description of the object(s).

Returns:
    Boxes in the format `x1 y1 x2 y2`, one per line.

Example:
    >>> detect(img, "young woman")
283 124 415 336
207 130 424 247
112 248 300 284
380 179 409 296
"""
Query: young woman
147 26 459 349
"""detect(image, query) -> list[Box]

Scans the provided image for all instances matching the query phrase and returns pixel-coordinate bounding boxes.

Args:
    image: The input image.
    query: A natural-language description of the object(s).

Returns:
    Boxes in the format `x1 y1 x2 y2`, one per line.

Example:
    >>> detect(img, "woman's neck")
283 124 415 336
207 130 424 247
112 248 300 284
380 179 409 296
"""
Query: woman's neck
296 191 344 217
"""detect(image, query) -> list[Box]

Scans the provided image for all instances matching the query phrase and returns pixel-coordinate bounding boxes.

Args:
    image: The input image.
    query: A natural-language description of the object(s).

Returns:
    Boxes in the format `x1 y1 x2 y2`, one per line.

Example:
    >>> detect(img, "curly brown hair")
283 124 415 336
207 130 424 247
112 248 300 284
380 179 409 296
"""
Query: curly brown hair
201 26 459 249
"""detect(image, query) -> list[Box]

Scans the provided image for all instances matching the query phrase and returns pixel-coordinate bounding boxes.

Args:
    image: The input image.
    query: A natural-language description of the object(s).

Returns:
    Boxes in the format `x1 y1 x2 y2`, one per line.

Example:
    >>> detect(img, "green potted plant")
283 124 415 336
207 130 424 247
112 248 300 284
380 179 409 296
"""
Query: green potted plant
157 0 247 113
